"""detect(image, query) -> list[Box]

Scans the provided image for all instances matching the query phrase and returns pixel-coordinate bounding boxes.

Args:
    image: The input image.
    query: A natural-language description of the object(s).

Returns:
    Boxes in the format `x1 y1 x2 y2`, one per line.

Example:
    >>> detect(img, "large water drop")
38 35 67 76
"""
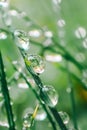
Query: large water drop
40 85 58 107
25 54 45 74
14 30 30 51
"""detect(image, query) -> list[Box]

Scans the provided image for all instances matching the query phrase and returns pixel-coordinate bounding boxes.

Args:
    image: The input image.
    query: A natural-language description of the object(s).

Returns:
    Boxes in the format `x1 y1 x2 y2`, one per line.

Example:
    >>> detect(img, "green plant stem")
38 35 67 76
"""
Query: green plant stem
59 65 87 90
27 69 67 130
50 108 67 130
11 63 57 130
0 52 15 130
21 56 67 130
66 61 78 130
52 36 84 70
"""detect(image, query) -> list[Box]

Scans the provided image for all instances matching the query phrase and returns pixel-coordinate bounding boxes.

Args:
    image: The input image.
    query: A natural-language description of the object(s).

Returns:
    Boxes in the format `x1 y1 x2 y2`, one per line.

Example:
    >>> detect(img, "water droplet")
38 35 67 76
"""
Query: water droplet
75 53 85 62
44 31 53 38
9 9 18 16
59 111 69 124
40 85 58 107
23 113 34 129
57 19 66 27
52 0 61 5
82 69 87 86
66 87 71 93
83 38 87 48
75 27 86 39
35 105 47 121
14 30 29 51
43 38 53 47
25 54 45 74
45 54 62 62
18 82 28 89
28 29 41 38
0 30 7 40
2 12 12 26
0 0 9 8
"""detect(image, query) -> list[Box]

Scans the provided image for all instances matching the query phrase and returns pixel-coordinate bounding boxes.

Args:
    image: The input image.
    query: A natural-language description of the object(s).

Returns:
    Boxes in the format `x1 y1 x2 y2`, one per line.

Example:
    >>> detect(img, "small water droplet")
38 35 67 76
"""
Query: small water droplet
43 38 53 47
0 30 7 40
9 9 18 16
25 54 45 74
28 29 41 38
2 12 12 26
44 31 53 38
0 0 9 8
83 38 87 48
59 111 69 124
45 54 62 62
82 69 87 86
40 85 58 107
57 19 66 27
14 30 29 51
75 27 86 39
18 82 28 89
35 105 47 121
52 0 61 5
66 87 71 93
23 113 34 129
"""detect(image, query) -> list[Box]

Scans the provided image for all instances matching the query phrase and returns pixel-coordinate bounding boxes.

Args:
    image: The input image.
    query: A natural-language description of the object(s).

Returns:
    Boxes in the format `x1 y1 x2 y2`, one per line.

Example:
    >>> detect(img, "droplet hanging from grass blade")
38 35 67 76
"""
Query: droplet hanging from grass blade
14 30 30 51
58 111 70 124
40 85 58 107
25 54 45 74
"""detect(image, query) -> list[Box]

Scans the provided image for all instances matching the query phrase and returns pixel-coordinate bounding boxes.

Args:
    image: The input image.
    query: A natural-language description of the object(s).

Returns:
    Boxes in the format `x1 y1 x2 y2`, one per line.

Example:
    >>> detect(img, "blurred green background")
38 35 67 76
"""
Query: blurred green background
0 0 87 130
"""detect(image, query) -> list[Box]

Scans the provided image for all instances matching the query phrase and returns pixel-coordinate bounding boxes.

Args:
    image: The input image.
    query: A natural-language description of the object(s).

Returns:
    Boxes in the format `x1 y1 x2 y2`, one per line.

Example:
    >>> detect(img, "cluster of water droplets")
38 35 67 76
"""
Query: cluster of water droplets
22 112 34 130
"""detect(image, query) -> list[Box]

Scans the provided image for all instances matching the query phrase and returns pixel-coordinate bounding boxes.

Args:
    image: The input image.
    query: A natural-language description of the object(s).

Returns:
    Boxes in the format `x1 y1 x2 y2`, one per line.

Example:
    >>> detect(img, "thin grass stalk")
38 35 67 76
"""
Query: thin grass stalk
0 52 15 130
66 61 78 130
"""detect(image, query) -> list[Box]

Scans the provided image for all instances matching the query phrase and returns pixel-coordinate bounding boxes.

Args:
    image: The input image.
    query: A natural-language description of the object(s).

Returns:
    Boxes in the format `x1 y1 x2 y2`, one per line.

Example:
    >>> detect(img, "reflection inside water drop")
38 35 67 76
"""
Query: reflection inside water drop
40 85 58 107
25 54 45 74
